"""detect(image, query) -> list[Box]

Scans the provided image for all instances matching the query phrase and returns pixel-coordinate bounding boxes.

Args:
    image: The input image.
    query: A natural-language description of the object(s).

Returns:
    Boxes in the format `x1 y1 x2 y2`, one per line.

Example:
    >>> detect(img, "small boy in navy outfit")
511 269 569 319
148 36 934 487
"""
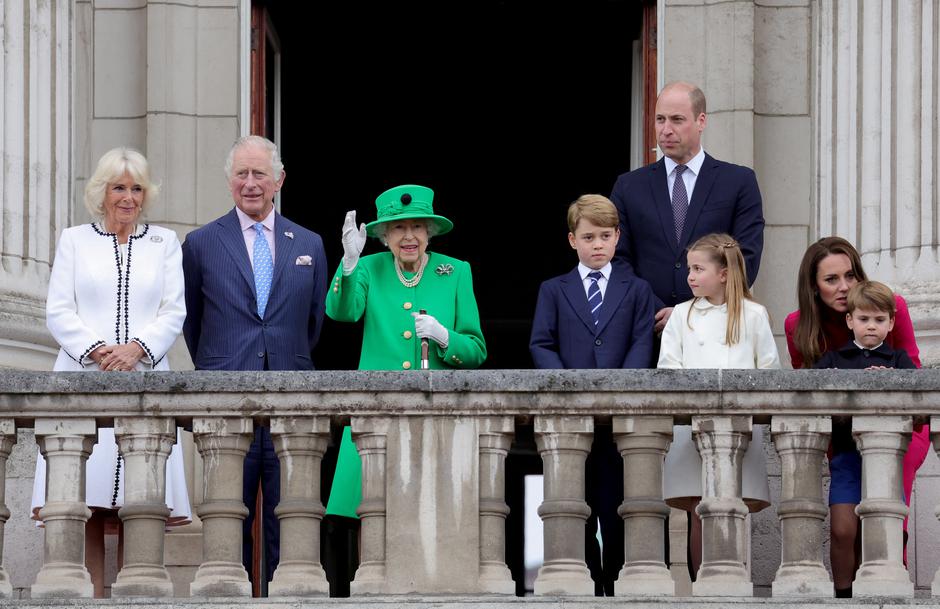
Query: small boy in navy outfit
814 280 915 598
529 194 655 595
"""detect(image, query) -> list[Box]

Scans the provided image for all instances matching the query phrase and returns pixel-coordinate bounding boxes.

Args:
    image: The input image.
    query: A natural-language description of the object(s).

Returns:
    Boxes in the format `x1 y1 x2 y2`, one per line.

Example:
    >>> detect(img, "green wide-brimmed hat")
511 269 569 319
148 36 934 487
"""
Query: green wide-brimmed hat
365 184 454 238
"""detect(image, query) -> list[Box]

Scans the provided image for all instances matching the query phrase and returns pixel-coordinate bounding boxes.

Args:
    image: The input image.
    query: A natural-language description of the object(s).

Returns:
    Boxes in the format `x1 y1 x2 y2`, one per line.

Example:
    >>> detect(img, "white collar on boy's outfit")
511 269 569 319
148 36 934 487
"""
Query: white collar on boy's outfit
577 262 612 299
665 148 706 202
853 340 885 351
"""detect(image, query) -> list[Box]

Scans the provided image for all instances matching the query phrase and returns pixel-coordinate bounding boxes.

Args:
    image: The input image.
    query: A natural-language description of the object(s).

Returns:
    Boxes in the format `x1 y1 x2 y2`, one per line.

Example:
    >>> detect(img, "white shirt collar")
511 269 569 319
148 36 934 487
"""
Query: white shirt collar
692 296 727 311
578 261 612 281
664 147 706 177
853 340 885 351
235 206 275 233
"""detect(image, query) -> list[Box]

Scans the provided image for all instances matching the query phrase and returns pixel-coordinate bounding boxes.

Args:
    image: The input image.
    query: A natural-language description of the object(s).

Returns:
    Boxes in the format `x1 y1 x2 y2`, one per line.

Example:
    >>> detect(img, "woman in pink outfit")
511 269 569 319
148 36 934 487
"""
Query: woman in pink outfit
784 236 926 598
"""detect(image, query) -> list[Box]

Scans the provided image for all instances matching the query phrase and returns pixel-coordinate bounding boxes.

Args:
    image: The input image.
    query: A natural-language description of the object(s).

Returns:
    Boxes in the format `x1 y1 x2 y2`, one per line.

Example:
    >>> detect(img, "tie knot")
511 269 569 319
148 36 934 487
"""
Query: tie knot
253 222 265 235
588 271 604 281
675 164 688 176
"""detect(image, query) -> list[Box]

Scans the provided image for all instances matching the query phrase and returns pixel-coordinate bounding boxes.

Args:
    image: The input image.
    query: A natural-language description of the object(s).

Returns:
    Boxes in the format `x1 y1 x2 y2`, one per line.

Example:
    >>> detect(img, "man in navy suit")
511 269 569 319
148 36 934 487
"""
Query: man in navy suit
530 194 655 595
182 135 328 588
611 82 764 336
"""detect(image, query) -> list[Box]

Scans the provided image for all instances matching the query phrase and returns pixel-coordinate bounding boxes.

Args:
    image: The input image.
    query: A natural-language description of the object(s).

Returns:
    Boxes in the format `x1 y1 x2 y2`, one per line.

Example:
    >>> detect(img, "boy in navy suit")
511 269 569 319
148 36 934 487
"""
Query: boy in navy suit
814 280 915 598
529 194 655 594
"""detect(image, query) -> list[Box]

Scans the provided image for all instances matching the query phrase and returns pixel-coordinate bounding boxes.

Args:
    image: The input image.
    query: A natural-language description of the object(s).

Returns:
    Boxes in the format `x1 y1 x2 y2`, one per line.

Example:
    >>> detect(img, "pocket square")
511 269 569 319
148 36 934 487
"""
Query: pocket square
295 255 313 266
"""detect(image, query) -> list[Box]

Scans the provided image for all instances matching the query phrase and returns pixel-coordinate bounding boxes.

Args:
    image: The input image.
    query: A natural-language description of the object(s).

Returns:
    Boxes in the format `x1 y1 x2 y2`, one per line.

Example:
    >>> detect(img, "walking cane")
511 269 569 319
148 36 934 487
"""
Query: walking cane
419 309 430 369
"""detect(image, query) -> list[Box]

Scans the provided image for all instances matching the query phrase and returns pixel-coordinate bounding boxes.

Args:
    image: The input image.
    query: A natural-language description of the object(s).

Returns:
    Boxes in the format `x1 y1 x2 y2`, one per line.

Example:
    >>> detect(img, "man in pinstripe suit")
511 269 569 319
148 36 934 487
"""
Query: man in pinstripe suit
182 135 328 588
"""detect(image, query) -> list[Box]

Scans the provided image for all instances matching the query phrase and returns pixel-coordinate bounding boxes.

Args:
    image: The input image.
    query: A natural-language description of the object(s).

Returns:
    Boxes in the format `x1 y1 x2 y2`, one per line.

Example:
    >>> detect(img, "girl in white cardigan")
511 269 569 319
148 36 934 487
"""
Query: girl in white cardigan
658 233 780 578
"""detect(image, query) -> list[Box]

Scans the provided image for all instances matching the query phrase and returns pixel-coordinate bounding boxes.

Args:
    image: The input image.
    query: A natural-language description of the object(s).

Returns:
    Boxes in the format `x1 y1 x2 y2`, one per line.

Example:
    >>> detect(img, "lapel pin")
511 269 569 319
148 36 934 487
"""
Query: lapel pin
284 231 294 239
150 235 163 243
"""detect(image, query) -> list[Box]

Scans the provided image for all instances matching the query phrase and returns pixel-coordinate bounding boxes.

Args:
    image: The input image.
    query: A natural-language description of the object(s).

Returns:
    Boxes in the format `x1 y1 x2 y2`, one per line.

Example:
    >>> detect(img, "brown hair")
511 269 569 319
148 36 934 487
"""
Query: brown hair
793 236 868 367
687 233 751 345
567 194 619 233
847 281 896 317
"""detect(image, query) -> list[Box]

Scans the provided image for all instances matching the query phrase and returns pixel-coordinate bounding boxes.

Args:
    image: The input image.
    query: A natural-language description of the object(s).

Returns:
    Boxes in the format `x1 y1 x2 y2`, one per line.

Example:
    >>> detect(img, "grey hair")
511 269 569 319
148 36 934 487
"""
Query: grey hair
224 135 284 179
84 147 159 219
375 219 439 246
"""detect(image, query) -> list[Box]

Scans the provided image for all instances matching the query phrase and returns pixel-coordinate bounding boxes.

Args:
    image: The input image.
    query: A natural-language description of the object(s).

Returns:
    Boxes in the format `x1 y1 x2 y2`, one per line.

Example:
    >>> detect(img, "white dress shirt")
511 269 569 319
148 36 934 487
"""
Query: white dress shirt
235 206 276 265
665 147 706 204
577 262 611 299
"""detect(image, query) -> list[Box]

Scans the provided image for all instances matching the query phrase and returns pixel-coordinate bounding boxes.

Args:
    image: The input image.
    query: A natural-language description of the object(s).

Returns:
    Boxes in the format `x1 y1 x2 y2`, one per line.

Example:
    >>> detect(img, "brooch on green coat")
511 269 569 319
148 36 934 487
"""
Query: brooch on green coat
435 263 454 276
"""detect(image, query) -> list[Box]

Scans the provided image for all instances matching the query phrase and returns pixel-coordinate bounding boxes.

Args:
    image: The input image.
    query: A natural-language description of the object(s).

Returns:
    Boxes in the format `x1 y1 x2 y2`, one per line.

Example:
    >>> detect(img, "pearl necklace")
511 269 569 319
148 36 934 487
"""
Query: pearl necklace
395 254 428 288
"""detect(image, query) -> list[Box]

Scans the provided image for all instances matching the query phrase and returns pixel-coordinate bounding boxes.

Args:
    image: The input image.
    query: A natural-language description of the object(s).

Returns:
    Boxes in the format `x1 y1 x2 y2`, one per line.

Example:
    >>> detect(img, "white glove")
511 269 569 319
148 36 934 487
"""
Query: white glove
341 210 367 274
412 312 450 349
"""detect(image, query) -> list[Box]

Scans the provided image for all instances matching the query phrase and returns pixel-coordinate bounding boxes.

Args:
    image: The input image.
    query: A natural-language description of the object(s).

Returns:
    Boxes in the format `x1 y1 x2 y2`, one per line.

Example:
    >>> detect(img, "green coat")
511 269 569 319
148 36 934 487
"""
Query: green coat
324 251 487 518
325 251 487 370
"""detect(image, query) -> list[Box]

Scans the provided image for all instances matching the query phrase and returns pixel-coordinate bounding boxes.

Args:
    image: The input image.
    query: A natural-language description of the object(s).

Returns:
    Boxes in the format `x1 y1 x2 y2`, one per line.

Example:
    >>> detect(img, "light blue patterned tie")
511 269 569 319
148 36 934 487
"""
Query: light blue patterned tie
252 222 273 318
587 270 603 326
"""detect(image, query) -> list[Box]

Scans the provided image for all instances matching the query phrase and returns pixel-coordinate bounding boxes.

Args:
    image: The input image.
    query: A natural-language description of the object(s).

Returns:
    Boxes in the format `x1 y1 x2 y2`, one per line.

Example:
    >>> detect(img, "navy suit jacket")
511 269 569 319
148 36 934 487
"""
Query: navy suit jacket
610 153 764 309
182 208 328 371
529 264 655 369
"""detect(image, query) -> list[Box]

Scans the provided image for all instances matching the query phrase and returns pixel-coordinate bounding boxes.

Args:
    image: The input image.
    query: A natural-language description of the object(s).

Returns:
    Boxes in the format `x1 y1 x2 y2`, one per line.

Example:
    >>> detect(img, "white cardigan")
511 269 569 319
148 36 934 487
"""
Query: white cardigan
658 297 780 370
46 223 185 370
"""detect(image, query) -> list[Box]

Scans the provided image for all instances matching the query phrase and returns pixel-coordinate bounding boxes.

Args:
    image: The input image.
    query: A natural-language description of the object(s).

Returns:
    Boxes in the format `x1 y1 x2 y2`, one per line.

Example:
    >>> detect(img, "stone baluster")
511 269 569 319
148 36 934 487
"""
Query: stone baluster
478 416 515 594
533 415 594 596
613 416 674 596
269 416 330 596
350 417 391 594
111 417 176 597
31 418 96 599
770 416 832 596
930 416 940 596
692 415 752 596
0 420 16 597
190 417 253 597
852 415 913 598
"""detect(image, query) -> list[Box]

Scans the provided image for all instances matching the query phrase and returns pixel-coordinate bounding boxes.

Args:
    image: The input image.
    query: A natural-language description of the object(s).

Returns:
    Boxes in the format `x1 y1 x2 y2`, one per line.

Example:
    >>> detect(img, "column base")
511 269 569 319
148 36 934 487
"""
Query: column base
772 577 832 597
350 561 387 595
854 573 914 598
615 563 675 596
533 560 594 596
31 563 94 599
478 562 515 595
111 579 174 598
269 561 330 596
189 561 251 597
693 578 753 597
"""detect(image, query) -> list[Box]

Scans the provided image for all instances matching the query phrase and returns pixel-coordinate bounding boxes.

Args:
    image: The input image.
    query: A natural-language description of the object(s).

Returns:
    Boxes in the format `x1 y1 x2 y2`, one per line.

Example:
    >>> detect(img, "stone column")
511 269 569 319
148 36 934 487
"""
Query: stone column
30 418 96 599
0 420 16 597
852 415 913 598
268 416 330 597
350 417 390 595
0 0 71 370
110 417 175 597
477 416 515 594
692 415 752 597
532 415 594 596
815 1 940 364
770 416 832 597
612 416 674 596
190 417 253 597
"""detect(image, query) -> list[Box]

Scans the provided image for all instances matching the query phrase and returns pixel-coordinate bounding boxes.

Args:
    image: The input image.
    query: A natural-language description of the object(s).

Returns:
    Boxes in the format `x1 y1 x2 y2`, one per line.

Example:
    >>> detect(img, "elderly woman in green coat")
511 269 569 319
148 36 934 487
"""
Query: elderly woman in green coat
324 184 487 517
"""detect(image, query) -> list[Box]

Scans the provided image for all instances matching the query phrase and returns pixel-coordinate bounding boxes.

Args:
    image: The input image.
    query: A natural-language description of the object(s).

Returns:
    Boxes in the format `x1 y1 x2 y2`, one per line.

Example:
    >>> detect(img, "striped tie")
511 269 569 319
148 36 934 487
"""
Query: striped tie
587 270 603 326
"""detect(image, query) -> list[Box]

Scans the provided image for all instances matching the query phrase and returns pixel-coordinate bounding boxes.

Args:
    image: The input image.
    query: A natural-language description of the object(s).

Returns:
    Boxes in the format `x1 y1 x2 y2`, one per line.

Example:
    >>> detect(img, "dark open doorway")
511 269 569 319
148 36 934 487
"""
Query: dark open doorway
259 0 648 370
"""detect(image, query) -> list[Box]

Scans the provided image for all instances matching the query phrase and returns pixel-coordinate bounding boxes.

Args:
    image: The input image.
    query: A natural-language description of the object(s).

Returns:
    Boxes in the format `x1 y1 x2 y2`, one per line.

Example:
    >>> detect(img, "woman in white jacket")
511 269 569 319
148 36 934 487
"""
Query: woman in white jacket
32 147 191 596
658 233 780 579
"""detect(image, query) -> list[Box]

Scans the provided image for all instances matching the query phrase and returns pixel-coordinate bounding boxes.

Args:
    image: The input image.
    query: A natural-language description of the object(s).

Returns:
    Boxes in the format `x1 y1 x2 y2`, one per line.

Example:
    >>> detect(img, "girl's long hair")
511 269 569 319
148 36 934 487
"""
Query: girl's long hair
793 237 867 367
687 234 751 345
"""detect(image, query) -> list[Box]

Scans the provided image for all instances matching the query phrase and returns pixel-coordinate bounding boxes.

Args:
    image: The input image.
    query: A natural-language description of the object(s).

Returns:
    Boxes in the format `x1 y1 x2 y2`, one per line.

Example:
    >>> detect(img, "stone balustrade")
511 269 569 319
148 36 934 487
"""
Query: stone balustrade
0 369 938 601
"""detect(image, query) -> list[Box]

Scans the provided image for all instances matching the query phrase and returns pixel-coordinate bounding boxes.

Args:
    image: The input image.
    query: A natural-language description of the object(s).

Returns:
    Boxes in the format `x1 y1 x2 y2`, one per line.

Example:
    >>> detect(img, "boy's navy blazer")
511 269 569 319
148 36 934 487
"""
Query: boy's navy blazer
529 262 655 369
611 153 764 309
815 340 916 370
182 208 328 371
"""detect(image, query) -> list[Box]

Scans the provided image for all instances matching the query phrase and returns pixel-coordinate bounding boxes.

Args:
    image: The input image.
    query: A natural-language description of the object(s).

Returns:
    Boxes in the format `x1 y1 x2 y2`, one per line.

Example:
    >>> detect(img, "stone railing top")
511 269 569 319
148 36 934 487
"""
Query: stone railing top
0 369 937 424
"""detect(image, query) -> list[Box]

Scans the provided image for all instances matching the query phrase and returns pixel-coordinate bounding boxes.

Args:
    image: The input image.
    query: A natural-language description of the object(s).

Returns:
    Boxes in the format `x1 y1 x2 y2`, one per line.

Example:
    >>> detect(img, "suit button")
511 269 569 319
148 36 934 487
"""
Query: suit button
675 263 682 269
671 292 677 299
403 330 413 339
595 339 602 346
403 361 412 369
257 352 264 358
403 302 413 310
863 351 870 358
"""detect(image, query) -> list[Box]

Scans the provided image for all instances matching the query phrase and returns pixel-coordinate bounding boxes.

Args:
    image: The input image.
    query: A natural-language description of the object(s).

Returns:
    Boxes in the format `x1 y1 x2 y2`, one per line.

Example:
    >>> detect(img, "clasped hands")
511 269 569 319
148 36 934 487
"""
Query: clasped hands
89 342 145 371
